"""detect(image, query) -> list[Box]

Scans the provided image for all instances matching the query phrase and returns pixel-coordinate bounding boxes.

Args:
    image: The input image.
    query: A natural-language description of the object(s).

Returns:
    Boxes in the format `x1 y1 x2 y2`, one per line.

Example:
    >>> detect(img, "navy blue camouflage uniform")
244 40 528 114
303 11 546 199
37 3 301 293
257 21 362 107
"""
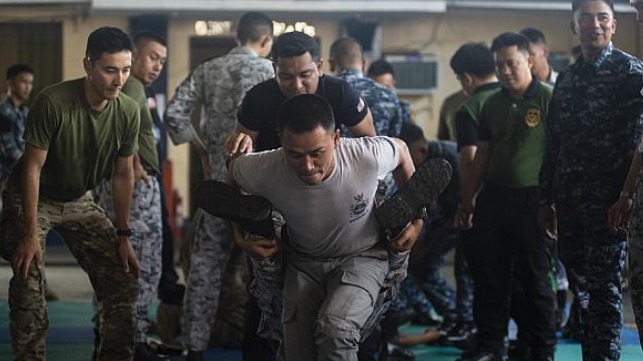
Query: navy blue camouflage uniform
337 69 402 138
0 97 27 181
540 42 643 361
337 68 402 202
410 140 474 326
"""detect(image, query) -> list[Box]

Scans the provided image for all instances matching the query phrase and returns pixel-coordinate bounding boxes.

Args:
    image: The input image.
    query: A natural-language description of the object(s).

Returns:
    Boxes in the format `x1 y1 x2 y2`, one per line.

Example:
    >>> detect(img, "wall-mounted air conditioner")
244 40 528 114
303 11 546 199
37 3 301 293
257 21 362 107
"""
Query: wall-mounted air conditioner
384 53 438 95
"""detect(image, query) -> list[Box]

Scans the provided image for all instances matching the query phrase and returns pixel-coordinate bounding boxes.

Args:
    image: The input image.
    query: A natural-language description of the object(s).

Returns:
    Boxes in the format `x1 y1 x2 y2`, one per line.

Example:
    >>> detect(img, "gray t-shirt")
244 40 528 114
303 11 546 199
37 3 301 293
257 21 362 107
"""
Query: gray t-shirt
233 136 400 258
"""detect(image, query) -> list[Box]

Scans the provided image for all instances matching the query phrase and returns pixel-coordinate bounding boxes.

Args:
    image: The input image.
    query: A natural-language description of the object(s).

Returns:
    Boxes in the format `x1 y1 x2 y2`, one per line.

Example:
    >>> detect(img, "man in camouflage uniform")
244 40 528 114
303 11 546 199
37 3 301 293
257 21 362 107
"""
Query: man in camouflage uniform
163 12 275 361
0 63 33 203
328 37 402 138
0 26 140 361
328 37 402 204
539 1 643 360
93 31 168 361
367 59 414 124
400 121 476 346
606 0 643 353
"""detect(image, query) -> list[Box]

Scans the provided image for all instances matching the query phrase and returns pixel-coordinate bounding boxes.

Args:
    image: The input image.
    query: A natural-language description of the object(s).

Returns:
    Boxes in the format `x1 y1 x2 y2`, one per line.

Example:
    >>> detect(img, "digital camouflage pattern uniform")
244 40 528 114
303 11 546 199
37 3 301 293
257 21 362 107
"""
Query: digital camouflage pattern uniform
337 68 402 138
95 76 163 344
163 46 274 352
0 96 27 181
412 140 474 327
629 148 643 349
0 78 140 361
0 96 28 210
400 99 413 124
540 42 643 361
337 68 402 201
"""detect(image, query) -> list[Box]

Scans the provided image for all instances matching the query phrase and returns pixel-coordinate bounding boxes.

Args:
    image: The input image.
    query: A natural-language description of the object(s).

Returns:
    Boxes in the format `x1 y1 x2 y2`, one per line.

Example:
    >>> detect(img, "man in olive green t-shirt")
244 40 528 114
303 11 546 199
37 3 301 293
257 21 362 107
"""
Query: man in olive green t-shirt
93 31 168 360
0 27 140 361
454 32 556 361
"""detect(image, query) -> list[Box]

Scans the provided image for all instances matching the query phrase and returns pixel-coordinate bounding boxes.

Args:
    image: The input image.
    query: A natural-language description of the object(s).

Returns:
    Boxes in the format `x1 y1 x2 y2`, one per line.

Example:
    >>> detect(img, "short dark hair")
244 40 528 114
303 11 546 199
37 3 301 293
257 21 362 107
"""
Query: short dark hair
237 12 273 44
519 27 547 45
491 32 531 55
572 0 614 13
367 59 396 78
399 121 426 146
85 26 134 63
277 94 335 134
132 31 167 51
329 37 363 68
6 63 34 81
449 42 495 78
272 31 320 63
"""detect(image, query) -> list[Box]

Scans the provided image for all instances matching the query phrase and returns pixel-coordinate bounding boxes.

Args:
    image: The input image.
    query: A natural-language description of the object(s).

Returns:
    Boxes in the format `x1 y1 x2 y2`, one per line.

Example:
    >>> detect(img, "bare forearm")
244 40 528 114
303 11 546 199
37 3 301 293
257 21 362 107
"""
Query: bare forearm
21 165 40 238
621 150 641 195
111 164 134 230
461 144 488 205
391 139 416 187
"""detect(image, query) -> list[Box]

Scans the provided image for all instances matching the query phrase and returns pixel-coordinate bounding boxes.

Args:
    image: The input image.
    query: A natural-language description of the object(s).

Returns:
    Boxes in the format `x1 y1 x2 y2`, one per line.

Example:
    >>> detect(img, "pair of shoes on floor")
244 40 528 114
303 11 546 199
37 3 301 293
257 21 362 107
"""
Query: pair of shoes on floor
447 322 477 350
134 342 169 361
457 350 504 361
195 157 452 238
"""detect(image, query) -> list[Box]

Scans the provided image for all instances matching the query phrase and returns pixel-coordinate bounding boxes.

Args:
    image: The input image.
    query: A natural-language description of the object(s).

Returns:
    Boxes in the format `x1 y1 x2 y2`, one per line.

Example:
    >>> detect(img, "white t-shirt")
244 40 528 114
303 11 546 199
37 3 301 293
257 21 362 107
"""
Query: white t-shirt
233 136 400 258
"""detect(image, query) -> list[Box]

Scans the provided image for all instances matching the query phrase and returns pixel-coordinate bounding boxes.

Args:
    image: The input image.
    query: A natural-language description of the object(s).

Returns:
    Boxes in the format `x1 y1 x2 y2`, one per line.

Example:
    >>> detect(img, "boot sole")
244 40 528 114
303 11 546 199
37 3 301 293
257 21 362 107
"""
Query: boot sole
195 180 272 223
375 157 452 230
195 180 276 238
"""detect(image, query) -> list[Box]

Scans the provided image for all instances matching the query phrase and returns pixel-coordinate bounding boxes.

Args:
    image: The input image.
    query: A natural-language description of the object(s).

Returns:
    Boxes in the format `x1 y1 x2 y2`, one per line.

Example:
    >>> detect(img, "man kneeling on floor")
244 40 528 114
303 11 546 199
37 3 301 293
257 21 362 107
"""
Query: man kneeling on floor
217 93 450 360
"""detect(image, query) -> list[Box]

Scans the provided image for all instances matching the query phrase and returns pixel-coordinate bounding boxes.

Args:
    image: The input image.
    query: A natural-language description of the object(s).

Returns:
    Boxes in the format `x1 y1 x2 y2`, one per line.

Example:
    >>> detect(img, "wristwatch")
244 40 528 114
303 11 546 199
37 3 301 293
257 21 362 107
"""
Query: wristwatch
116 228 133 237
415 207 428 222
620 190 635 200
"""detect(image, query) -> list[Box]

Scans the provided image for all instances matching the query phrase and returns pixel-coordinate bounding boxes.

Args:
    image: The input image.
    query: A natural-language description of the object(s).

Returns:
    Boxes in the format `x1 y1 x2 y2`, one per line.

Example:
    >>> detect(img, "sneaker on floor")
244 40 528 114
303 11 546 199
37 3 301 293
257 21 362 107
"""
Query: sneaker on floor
375 157 452 233
447 322 477 350
447 322 477 340
194 180 275 238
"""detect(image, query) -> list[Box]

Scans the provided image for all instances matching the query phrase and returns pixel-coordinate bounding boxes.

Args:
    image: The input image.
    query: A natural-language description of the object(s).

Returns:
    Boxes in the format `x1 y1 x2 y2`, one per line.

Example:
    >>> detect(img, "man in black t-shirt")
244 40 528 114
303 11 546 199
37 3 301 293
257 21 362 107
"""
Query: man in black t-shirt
227 31 375 153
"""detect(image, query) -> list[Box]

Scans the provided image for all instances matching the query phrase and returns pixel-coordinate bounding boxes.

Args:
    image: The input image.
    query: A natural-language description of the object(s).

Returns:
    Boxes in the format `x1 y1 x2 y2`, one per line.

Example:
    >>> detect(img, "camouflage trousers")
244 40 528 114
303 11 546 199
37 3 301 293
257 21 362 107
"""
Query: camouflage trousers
557 194 627 361
181 209 234 351
95 177 162 343
628 175 643 349
0 192 138 361
410 218 474 324
249 242 409 351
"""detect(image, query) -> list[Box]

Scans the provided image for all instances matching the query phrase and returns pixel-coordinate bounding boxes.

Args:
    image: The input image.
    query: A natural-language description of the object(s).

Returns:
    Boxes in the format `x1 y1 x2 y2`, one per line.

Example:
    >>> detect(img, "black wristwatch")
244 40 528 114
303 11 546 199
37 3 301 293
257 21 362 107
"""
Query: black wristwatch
116 228 133 237
415 207 428 222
